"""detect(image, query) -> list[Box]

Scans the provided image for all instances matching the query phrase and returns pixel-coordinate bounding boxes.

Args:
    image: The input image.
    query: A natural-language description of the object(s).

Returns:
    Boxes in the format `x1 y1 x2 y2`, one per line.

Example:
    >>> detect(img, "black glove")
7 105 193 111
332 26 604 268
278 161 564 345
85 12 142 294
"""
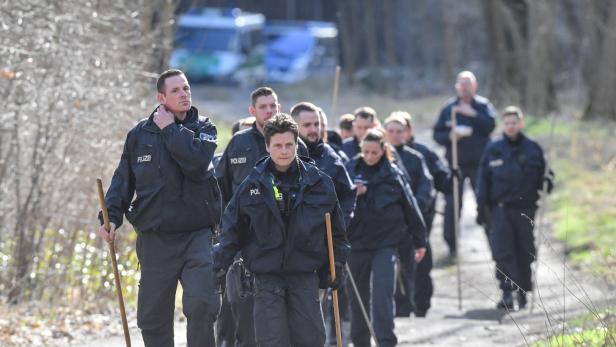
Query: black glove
542 171 555 193
215 268 227 293
329 263 345 290
317 263 345 290
450 168 463 183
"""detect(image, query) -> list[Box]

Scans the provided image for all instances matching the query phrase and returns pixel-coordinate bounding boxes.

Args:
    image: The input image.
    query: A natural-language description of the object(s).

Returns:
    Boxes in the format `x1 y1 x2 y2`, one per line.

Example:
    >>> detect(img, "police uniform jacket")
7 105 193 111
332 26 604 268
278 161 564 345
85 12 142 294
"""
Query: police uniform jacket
393 145 435 215
433 95 496 165
307 140 356 226
101 106 221 234
214 157 350 274
408 138 452 194
476 133 552 210
341 136 361 160
345 157 426 251
215 122 308 207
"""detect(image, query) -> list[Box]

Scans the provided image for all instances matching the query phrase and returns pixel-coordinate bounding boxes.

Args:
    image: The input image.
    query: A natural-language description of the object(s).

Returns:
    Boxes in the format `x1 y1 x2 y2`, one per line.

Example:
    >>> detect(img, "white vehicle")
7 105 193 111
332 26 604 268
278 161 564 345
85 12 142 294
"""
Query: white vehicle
171 8 265 85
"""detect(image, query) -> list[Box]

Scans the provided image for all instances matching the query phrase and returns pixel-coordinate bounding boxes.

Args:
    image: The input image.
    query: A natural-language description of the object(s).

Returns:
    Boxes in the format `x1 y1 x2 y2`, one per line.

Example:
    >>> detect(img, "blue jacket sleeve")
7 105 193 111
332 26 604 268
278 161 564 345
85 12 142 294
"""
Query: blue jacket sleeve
469 101 496 137
397 173 427 248
100 130 136 228
161 121 218 179
215 138 235 208
213 185 246 272
433 105 452 146
413 155 435 214
475 146 492 208
333 163 357 227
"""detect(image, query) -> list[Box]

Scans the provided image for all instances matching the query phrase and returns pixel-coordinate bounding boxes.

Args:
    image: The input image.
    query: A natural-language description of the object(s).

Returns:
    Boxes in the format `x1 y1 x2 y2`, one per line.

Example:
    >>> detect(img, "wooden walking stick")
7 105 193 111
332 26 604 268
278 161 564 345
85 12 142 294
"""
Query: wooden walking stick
450 107 463 311
97 178 131 347
325 213 342 347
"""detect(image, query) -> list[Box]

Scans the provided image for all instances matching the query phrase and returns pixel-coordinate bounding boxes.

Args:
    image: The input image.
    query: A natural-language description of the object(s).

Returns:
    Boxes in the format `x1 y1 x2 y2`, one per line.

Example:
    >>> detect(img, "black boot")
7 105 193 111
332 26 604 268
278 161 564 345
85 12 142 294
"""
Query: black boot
517 291 527 309
497 290 514 310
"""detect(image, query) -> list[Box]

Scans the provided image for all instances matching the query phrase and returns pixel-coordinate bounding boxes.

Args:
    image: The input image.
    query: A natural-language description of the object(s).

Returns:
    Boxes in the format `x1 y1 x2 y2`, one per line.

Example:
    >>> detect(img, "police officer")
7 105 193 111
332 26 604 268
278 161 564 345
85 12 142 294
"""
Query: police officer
383 113 435 317
433 70 497 257
291 102 356 225
345 129 426 347
97 69 221 347
215 87 308 346
342 107 377 160
214 114 350 347
476 106 554 310
291 102 356 345
318 108 350 163
402 111 455 317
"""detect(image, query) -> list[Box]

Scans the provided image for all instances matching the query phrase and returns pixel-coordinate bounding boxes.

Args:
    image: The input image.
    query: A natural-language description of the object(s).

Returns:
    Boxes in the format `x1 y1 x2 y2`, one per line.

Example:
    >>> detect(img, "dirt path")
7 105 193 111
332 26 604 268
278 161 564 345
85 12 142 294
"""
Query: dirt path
68 87 613 347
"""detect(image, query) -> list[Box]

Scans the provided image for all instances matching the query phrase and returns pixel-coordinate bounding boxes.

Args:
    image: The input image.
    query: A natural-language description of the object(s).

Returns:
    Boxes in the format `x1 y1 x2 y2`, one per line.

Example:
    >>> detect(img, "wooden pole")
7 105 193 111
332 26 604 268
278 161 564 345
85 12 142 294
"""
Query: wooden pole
325 213 342 347
97 178 131 347
450 107 463 311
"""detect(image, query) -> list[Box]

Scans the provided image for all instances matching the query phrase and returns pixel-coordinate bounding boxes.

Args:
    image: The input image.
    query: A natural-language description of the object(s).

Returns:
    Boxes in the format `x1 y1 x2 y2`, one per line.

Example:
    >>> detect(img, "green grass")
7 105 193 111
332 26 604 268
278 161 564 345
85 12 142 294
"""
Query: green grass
523 116 616 283
531 308 616 347
211 116 233 150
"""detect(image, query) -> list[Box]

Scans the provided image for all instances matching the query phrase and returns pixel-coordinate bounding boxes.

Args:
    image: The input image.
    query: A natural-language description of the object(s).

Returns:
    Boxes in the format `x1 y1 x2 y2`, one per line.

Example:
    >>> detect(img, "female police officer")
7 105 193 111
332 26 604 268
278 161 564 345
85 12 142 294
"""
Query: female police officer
345 128 427 347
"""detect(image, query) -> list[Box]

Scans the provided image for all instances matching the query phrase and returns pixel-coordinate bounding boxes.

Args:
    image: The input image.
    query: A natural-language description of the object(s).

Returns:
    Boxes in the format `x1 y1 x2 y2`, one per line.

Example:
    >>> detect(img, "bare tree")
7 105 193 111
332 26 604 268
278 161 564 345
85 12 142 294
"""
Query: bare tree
0 0 160 303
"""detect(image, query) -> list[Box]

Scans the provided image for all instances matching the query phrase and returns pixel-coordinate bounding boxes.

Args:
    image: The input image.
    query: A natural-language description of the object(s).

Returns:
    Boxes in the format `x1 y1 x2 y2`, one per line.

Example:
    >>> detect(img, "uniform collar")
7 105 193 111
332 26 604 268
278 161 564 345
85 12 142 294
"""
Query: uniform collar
142 106 200 133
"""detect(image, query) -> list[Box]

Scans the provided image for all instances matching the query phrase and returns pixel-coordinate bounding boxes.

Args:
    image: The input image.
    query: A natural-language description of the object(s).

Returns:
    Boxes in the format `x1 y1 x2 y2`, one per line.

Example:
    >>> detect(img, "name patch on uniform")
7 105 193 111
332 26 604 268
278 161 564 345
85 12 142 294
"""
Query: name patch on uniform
250 188 260 196
137 154 151 163
200 132 217 142
489 159 504 167
230 157 247 165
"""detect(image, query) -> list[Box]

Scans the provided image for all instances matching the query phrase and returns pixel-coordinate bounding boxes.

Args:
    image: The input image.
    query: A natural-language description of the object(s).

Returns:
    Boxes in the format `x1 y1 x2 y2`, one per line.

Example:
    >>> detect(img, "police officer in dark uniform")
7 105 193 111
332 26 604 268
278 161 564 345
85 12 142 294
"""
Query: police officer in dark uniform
402 111 456 317
341 107 377 160
383 113 435 317
291 102 356 345
345 129 426 347
214 88 308 346
433 71 496 256
97 69 221 347
291 102 356 225
214 114 350 347
476 106 554 310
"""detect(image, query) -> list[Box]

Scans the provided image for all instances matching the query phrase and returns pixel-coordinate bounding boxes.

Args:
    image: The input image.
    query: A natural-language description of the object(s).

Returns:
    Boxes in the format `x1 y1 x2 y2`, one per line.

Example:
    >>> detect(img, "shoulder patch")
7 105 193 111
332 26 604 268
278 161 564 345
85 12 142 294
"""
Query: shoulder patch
200 132 217 143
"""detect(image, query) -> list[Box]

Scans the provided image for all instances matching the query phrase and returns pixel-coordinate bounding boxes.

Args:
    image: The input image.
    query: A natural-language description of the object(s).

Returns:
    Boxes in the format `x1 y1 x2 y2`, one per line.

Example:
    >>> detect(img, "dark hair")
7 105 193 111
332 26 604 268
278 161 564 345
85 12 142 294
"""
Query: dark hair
361 128 393 162
353 106 376 123
231 121 241 135
502 105 524 119
157 69 185 94
339 113 354 131
263 113 299 145
290 101 319 118
250 87 277 106
231 116 256 135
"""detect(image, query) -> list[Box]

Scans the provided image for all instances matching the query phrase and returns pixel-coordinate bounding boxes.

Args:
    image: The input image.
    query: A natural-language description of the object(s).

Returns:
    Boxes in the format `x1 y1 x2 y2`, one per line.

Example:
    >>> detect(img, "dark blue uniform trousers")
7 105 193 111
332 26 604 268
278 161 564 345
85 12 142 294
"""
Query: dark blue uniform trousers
348 247 398 347
136 229 220 347
489 205 537 292
444 163 479 253
253 272 325 347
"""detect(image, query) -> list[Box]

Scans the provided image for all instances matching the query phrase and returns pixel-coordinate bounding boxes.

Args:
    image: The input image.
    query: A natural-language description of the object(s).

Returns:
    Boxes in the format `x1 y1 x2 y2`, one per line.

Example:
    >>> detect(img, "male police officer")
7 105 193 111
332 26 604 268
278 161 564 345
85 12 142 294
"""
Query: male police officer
341 107 377 159
215 87 308 346
214 114 350 347
291 102 355 345
433 70 496 257
476 106 554 310
291 102 356 225
97 69 221 346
